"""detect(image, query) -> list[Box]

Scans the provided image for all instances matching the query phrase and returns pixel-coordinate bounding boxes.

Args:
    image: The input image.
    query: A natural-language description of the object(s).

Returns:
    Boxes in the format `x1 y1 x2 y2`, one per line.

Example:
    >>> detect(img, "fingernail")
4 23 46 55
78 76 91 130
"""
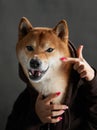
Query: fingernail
61 110 65 113
60 57 67 61
58 117 63 120
80 45 84 47
64 106 69 109
56 92 61 96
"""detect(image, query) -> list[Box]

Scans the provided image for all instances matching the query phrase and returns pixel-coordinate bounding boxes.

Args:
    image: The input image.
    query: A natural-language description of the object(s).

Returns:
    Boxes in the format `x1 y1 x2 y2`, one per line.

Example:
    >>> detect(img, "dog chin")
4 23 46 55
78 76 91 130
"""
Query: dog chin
28 67 49 82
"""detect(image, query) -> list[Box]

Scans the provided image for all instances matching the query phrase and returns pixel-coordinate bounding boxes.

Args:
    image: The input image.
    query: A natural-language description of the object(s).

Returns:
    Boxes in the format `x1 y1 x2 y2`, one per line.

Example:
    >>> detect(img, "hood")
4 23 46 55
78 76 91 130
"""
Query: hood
18 40 77 84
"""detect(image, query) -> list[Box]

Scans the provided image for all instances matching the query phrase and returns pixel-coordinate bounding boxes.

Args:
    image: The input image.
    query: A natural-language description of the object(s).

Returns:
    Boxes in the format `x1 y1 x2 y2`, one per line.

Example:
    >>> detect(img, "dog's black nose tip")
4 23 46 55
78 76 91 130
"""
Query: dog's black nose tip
30 59 42 69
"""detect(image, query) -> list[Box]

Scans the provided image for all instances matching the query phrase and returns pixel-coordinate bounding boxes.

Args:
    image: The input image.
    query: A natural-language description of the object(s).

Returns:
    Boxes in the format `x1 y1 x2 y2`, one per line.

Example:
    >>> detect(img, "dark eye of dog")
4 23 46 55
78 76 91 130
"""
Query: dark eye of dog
46 48 54 53
26 46 34 51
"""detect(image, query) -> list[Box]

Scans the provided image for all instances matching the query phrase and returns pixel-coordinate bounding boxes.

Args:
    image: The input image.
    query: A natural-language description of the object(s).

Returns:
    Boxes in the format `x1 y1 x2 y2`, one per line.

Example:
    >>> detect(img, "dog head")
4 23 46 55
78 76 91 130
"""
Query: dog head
16 17 70 84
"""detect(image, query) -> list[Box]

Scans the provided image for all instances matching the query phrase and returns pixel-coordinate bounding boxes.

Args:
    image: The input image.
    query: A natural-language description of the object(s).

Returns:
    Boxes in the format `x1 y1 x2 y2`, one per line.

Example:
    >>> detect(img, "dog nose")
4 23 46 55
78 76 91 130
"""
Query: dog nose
30 59 42 69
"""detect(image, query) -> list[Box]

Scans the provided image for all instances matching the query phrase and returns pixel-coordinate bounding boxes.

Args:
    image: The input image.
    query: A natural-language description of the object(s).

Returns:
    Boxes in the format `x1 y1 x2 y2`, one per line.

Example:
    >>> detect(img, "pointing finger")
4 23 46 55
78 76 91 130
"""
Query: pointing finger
60 57 79 64
77 45 84 58
60 45 84 63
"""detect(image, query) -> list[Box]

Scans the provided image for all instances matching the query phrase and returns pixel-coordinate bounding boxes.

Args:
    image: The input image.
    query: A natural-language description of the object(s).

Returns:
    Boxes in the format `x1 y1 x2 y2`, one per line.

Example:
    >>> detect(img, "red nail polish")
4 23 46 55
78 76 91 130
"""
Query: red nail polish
58 117 62 120
56 92 61 96
60 57 67 61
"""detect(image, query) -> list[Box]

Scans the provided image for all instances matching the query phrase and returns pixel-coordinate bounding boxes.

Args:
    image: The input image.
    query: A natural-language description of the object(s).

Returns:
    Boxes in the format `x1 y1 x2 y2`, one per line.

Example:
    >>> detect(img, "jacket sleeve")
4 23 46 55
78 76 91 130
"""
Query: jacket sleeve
5 88 42 130
82 70 97 130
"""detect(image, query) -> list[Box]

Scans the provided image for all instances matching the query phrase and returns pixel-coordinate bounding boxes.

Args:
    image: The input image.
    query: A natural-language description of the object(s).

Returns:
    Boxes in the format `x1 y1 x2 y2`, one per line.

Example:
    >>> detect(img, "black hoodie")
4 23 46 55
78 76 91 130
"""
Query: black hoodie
6 41 97 130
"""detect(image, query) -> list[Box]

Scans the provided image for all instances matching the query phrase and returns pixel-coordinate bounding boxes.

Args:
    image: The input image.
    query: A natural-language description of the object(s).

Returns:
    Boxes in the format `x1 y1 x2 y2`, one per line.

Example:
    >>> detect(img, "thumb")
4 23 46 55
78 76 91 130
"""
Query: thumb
77 45 84 59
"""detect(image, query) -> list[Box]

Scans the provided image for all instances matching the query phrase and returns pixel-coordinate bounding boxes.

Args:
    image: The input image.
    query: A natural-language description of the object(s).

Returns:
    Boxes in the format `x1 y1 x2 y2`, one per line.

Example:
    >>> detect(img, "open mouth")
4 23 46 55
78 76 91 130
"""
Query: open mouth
28 67 49 81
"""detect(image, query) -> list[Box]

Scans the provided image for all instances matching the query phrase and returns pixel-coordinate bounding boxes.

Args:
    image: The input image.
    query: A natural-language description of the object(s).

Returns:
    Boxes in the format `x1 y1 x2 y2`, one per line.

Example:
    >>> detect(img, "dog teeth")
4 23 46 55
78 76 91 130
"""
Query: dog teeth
29 71 32 76
29 70 41 77
38 71 41 76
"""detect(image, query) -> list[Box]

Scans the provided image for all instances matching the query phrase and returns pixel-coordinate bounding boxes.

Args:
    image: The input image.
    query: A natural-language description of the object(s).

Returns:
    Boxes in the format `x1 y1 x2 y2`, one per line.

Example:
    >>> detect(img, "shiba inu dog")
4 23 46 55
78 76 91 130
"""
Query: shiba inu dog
16 17 72 104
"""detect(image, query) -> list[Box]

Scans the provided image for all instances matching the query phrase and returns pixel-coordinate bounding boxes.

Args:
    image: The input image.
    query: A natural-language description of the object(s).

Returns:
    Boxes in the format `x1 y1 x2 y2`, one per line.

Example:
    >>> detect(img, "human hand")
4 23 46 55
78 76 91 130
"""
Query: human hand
35 92 68 124
60 45 95 81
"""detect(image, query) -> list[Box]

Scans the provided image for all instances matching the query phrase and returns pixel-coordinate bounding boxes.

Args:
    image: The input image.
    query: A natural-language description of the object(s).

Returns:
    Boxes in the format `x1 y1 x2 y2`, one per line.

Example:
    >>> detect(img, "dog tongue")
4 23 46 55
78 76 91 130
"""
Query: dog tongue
32 70 41 77
29 69 41 77
35 71 41 77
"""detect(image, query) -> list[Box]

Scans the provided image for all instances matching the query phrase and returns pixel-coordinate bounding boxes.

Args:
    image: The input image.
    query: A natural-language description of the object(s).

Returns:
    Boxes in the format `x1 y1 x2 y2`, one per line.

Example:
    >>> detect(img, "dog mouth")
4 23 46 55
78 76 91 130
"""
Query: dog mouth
28 67 49 81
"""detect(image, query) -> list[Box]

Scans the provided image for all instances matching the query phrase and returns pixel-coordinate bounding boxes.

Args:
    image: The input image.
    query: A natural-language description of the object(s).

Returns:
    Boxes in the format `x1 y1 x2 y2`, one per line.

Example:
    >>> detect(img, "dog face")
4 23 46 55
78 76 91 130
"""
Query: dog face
16 17 70 83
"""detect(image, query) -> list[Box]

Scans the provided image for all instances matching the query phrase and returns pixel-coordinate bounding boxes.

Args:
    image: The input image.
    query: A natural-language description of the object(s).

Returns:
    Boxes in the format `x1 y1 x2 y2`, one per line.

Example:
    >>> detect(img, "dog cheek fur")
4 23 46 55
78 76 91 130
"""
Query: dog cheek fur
17 50 30 78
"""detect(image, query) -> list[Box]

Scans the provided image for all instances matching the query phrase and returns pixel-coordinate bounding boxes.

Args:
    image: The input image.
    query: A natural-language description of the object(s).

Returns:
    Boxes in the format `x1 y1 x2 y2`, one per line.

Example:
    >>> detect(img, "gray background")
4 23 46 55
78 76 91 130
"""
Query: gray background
0 0 97 129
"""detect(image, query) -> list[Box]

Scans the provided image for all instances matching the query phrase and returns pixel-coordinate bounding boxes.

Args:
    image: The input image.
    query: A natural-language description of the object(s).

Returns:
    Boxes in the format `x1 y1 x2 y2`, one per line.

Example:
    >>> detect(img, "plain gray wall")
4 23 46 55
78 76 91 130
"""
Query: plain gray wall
0 0 97 129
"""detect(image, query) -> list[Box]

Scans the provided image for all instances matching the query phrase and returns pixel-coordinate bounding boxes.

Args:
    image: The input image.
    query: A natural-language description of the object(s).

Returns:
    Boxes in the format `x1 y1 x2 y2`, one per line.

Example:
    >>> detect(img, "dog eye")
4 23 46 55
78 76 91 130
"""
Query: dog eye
26 46 34 51
46 48 54 53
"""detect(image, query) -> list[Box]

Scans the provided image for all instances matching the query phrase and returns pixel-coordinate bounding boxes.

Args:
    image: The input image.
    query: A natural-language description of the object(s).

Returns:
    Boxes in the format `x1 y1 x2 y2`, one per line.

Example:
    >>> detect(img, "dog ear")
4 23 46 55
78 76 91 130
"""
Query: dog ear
18 17 33 40
53 20 69 42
